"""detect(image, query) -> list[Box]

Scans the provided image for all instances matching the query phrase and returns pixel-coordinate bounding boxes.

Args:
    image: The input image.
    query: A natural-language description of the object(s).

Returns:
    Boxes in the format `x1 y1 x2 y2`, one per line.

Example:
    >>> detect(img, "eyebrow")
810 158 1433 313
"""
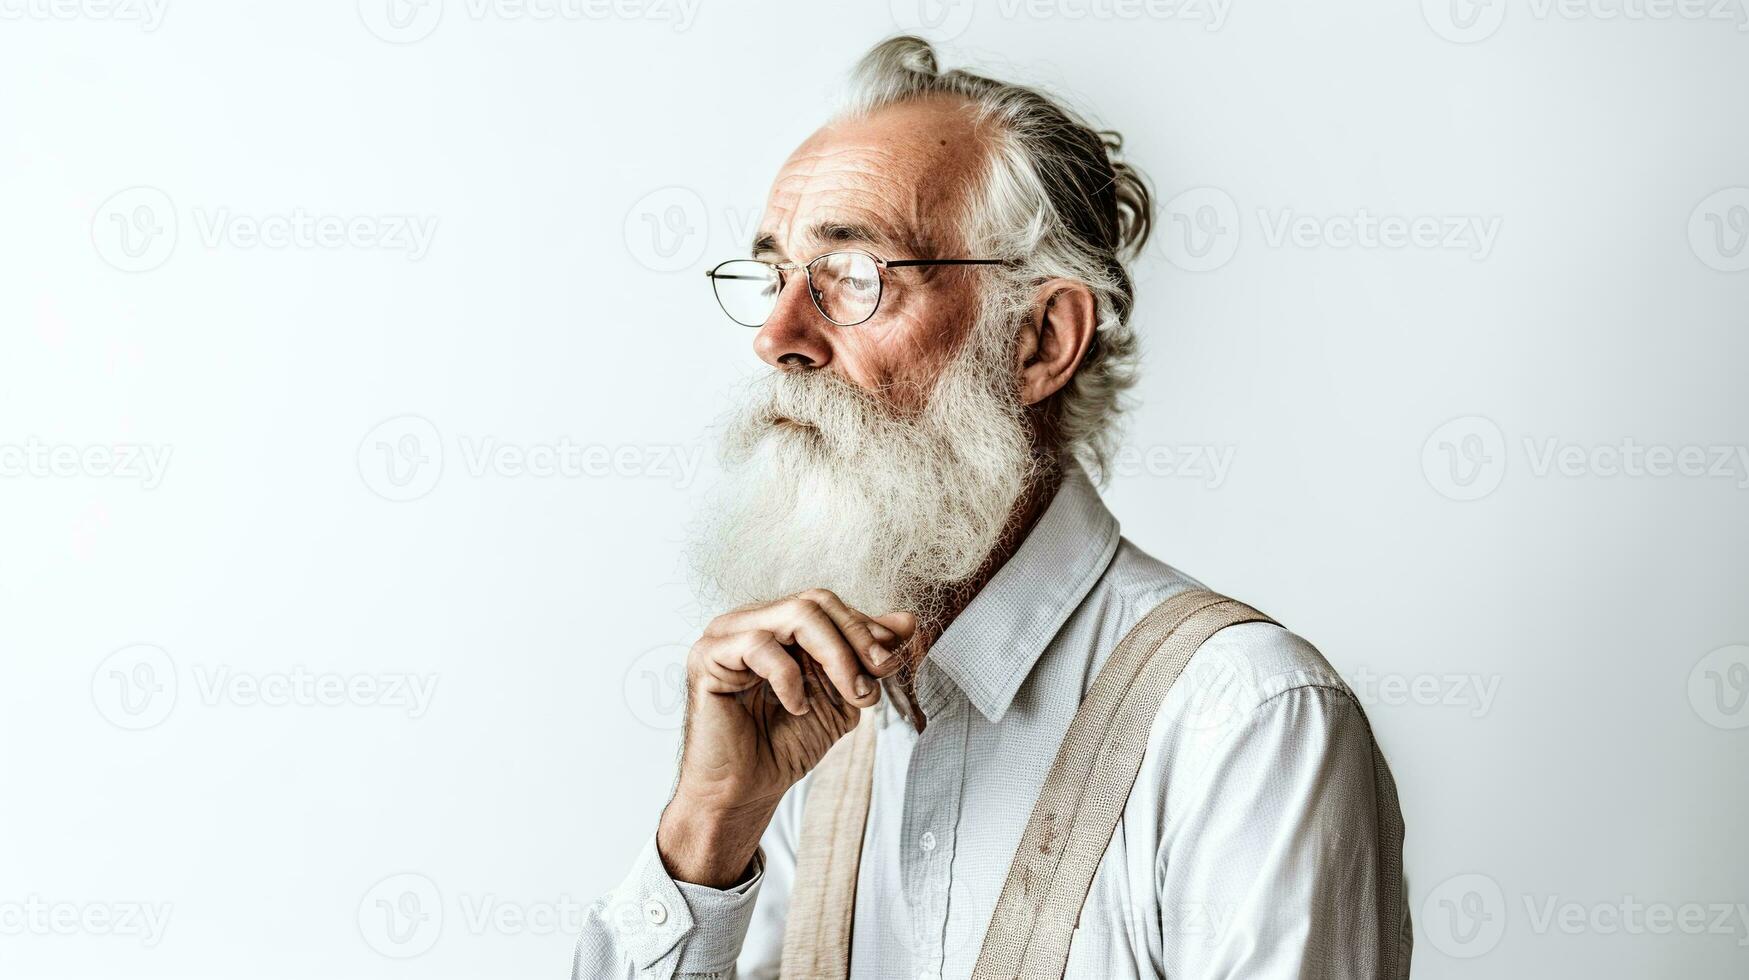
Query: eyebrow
752 220 907 261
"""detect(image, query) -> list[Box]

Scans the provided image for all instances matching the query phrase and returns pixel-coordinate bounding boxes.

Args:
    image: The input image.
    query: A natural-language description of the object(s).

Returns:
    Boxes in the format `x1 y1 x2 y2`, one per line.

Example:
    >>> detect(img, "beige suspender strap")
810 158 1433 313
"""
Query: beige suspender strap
970 588 1276 980
779 712 879 979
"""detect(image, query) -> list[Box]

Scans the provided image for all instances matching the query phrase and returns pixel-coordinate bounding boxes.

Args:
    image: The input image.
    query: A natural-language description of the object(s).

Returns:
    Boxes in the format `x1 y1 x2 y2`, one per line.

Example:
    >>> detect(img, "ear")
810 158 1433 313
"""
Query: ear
1014 279 1097 406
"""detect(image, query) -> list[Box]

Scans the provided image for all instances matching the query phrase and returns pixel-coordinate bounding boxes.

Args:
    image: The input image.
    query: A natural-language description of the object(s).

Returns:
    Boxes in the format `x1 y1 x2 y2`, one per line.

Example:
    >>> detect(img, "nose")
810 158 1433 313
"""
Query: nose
752 270 832 370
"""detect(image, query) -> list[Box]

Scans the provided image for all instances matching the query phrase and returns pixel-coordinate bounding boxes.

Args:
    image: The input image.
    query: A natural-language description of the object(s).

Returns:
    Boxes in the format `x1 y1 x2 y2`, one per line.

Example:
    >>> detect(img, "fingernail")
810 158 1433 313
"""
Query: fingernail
870 644 892 666
796 699 811 715
854 675 873 699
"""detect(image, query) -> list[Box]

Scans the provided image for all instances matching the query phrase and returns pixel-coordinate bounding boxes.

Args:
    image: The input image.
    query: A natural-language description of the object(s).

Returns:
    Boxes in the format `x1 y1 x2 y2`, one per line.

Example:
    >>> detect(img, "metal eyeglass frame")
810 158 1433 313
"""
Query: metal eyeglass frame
704 249 1008 327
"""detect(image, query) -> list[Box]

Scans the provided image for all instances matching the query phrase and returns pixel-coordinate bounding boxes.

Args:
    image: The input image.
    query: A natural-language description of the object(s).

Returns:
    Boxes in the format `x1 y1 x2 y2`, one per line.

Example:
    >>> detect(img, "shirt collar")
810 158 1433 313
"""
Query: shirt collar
913 462 1122 724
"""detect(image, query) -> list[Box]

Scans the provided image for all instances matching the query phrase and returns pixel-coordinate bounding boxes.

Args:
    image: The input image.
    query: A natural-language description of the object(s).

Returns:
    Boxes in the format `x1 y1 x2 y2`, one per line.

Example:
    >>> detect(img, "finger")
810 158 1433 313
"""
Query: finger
693 631 772 698
695 630 774 675
711 595 881 706
780 602 880 706
871 611 918 639
799 590 907 679
801 656 863 729
738 637 810 715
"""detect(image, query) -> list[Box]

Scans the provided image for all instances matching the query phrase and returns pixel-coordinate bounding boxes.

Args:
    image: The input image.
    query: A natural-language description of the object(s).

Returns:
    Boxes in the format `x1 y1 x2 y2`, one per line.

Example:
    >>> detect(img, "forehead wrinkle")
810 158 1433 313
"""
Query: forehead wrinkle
756 138 952 261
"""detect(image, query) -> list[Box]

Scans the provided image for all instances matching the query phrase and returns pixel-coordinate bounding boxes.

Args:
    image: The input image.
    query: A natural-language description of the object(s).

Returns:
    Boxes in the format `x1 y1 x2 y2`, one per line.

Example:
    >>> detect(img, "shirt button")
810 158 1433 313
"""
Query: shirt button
919 831 937 852
918 971 940 980
642 898 668 926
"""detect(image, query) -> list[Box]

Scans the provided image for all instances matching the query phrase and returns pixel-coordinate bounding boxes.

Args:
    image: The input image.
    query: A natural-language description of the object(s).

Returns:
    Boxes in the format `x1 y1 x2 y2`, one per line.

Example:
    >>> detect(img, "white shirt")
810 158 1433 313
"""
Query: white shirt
574 465 1412 979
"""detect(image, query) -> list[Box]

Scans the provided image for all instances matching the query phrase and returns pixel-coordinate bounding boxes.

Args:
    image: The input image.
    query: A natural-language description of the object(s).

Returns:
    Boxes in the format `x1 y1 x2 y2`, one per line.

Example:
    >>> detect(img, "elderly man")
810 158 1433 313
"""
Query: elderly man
575 36 1410 980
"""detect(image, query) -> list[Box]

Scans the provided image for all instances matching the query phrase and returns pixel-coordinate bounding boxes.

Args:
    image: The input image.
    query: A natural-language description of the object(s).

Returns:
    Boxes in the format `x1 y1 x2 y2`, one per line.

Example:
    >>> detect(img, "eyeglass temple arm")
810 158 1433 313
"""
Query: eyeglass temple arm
881 258 1009 268
704 258 1008 277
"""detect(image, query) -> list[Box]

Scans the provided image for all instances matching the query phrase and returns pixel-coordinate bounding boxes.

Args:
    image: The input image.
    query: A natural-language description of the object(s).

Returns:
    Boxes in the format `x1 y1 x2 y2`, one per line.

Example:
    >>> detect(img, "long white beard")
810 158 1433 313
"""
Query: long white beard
686 307 1040 627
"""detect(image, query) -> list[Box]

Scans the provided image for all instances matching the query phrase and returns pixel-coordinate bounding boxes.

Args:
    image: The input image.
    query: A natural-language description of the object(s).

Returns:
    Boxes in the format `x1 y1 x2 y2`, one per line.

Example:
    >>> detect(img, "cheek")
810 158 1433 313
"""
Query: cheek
837 279 977 402
848 328 959 411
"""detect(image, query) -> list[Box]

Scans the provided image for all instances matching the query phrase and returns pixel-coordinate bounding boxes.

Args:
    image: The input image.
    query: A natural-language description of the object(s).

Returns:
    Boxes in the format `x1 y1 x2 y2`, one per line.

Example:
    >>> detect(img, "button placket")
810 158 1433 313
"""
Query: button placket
898 686 969 977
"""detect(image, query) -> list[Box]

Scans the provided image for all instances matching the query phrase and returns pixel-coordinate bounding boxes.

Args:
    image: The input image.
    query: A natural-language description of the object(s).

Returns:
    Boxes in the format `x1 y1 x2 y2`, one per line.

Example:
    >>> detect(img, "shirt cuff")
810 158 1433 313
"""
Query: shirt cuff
599 835 764 976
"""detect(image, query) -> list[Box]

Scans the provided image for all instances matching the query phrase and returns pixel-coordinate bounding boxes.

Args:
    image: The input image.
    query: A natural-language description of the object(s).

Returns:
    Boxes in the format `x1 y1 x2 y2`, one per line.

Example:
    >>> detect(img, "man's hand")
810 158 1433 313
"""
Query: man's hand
656 589 916 888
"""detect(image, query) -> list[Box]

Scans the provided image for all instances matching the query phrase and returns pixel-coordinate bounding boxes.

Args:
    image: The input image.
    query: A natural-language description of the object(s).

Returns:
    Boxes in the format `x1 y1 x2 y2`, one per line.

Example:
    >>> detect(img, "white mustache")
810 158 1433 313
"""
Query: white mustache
689 308 1036 627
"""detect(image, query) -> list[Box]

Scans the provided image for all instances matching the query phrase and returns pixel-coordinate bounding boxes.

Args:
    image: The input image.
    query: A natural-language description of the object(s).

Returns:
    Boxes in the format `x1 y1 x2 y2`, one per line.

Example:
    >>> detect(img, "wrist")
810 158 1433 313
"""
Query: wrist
657 794 778 889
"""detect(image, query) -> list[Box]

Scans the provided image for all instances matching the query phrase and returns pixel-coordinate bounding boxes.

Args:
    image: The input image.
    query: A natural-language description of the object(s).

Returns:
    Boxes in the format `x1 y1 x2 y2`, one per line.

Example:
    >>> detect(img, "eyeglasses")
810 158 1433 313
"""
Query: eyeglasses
704 249 1006 328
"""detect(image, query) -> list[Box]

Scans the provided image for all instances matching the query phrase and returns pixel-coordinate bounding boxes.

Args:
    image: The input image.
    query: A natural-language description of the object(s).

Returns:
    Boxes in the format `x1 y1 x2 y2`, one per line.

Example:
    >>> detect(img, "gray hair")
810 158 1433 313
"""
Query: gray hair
840 35 1154 484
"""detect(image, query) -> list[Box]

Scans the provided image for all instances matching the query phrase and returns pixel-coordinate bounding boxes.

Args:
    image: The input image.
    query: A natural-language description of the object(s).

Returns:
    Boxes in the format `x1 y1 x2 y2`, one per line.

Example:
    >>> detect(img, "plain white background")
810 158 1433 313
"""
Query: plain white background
2 1 1746 977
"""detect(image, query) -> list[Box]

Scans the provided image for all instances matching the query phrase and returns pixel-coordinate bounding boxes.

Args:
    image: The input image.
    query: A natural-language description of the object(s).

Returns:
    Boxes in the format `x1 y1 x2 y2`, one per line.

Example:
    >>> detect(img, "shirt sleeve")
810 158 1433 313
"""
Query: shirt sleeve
572 784 807 980
570 835 764 980
1157 683 1413 980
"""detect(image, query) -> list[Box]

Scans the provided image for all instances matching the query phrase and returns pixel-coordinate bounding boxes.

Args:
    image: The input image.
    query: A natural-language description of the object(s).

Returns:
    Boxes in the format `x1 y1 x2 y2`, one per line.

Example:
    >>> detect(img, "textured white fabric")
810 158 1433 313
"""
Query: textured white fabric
573 465 1411 979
